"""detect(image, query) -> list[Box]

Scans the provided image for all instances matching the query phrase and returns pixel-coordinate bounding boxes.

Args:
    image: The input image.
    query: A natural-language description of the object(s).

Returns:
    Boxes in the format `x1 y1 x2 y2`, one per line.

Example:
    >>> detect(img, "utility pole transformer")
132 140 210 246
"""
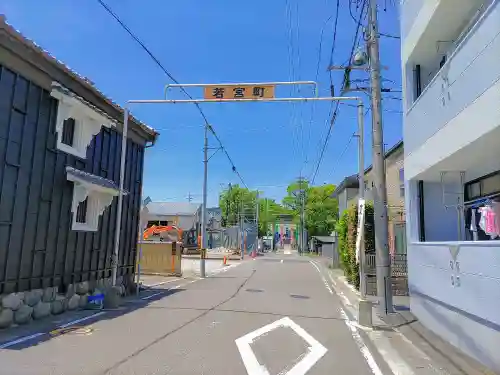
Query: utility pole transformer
368 0 393 314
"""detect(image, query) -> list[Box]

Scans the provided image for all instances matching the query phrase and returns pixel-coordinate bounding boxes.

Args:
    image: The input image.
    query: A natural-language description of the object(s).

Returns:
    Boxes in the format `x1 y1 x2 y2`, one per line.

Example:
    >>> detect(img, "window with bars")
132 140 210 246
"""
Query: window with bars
76 198 88 224
61 118 76 146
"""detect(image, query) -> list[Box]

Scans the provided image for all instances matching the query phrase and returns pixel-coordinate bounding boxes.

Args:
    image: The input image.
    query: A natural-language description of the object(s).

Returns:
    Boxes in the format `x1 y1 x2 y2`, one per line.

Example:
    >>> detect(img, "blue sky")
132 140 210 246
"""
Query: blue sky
0 0 402 206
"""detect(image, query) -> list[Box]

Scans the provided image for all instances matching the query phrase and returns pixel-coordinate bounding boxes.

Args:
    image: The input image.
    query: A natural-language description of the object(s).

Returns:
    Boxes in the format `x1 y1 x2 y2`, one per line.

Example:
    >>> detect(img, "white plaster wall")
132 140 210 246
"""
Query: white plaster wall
404 1 500 179
400 0 426 42
409 242 500 371
338 190 348 218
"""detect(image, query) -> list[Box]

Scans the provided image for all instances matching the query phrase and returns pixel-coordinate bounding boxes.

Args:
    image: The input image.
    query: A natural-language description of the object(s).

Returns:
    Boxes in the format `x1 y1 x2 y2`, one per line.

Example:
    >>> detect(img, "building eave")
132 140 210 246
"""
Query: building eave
0 16 159 143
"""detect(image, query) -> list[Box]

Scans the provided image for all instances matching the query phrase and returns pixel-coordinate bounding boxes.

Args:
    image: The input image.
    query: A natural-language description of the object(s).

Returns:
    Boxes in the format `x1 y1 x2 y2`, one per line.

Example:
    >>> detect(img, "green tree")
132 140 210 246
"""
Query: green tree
219 184 257 227
258 198 293 237
305 184 338 236
282 179 339 237
282 178 309 216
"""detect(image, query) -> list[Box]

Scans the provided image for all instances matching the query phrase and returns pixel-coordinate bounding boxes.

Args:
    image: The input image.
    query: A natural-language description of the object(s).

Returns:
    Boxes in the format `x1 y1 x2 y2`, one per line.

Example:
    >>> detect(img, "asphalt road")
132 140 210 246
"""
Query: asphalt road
0 252 393 375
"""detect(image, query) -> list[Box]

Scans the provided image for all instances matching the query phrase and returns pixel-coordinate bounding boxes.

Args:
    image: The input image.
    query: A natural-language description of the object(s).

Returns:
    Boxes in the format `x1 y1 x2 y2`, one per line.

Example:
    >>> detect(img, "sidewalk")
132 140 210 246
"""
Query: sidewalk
325 265 497 375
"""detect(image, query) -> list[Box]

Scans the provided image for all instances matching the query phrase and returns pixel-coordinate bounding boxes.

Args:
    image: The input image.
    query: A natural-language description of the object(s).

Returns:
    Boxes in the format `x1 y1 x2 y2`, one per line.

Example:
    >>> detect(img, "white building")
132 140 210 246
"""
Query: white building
144 202 201 231
401 0 500 371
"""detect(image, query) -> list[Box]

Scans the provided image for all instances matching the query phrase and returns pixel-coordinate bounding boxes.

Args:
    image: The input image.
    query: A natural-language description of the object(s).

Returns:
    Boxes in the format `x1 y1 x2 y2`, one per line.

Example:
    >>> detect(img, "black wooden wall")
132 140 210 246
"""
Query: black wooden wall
0 64 144 294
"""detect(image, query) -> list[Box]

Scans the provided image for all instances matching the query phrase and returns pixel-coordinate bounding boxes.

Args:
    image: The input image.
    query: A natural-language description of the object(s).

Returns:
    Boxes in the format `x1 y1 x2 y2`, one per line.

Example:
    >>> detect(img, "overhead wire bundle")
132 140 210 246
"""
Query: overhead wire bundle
96 0 248 189
309 0 368 185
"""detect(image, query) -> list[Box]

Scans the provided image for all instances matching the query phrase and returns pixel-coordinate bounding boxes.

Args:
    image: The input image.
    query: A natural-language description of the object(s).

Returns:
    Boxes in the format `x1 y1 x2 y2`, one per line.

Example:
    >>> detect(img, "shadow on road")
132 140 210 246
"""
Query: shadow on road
0 286 186 351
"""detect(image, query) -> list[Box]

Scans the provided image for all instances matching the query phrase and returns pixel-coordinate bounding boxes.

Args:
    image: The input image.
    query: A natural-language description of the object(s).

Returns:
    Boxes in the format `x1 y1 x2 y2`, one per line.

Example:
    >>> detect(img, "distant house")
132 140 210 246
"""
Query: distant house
332 141 405 254
145 202 201 231
331 174 360 218
207 207 222 231
0 17 157 301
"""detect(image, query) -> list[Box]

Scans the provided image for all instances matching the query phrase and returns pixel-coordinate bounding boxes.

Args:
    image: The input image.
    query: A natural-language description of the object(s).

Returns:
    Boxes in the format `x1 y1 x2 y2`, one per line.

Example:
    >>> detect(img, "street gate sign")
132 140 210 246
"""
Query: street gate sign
203 84 275 100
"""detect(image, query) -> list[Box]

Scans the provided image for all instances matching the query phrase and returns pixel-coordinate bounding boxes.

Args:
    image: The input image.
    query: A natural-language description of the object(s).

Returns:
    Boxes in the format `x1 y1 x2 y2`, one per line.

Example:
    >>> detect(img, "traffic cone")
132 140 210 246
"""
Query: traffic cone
223 256 227 266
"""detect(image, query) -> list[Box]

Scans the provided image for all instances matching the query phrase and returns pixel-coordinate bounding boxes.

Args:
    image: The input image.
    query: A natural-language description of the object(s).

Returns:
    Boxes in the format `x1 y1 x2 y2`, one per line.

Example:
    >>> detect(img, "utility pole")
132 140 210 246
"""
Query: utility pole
187 192 193 202
200 124 209 278
357 101 366 298
295 176 306 255
368 0 393 315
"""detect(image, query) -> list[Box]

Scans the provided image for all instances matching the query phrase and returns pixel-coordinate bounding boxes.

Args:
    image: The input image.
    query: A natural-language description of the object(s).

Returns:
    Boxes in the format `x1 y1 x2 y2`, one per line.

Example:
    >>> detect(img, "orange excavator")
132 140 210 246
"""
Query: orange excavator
143 225 183 241
142 225 200 254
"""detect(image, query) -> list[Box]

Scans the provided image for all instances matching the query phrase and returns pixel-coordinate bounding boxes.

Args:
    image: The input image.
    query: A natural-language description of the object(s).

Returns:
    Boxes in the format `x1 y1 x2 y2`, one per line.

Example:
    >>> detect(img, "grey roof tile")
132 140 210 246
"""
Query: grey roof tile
146 202 201 216
66 166 127 193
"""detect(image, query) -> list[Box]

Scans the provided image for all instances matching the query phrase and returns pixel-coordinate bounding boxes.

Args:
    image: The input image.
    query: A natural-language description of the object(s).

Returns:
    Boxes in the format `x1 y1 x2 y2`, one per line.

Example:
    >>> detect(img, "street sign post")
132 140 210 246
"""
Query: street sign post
203 84 275 100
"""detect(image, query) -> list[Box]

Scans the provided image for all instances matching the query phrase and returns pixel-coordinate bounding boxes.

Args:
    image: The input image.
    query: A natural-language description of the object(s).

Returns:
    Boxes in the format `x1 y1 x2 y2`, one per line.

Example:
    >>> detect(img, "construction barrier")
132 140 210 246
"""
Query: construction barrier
137 241 182 277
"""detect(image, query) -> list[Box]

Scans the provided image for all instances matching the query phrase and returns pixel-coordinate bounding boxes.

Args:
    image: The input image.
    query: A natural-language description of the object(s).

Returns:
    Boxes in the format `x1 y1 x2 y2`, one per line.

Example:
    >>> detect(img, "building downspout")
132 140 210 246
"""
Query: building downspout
418 180 425 242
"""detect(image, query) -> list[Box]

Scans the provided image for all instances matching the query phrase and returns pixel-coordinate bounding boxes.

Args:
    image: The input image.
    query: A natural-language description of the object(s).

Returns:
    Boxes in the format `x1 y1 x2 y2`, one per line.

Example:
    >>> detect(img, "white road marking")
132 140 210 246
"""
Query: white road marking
141 291 164 300
141 283 184 300
339 309 384 375
58 312 107 328
325 272 352 307
0 311 107 349
143 278 181 287
309 260 383 375
318 261 427 375
208 262 241 275
326 271 337 287
235 317 327 375
0 333 45 349
0 261 242 349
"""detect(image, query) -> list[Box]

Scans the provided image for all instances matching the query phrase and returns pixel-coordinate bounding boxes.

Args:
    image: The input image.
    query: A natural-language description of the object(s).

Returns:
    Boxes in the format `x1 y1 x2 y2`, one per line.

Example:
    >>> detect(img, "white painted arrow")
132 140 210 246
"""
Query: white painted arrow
235 317 327 375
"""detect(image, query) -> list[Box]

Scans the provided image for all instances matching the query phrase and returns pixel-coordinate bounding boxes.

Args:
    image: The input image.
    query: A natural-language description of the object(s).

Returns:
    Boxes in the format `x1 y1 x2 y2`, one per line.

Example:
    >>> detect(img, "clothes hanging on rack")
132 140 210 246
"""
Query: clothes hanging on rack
464 202 499 241
478 206 496 235
470 208 478 241
492 201 500 234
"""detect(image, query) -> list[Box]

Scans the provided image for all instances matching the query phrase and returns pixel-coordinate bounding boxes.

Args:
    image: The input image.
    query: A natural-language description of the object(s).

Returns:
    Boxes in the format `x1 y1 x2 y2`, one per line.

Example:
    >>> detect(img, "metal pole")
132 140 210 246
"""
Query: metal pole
240 200 244 260
357 101 367 298
301 190 306 254
136 203 145 296
128 96 361 104
200 124 208 278
111 107 128 286
368 0 393 314
255 192 259 254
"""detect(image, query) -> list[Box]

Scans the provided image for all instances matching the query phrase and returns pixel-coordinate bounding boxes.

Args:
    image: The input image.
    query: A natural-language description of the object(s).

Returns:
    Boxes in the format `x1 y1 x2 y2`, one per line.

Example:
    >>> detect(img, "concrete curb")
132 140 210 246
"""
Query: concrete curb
326 266 497 375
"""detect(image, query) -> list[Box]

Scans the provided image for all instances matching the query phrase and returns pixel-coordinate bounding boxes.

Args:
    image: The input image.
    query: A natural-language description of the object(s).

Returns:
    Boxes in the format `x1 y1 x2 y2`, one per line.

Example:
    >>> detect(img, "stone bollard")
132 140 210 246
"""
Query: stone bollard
103 286 121 309
358 299 373 327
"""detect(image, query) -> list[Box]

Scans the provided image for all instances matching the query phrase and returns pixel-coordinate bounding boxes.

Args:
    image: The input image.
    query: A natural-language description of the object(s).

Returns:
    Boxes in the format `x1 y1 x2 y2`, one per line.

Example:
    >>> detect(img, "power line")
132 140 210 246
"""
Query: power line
328 0 341 87
310 0 367 185
96 0 248 188
379 32 400 39
319 133 356 204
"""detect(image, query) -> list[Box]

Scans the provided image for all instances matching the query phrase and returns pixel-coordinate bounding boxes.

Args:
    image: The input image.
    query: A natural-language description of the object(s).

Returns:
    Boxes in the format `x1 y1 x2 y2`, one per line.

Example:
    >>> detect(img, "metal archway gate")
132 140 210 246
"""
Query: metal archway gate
118 81 364 282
